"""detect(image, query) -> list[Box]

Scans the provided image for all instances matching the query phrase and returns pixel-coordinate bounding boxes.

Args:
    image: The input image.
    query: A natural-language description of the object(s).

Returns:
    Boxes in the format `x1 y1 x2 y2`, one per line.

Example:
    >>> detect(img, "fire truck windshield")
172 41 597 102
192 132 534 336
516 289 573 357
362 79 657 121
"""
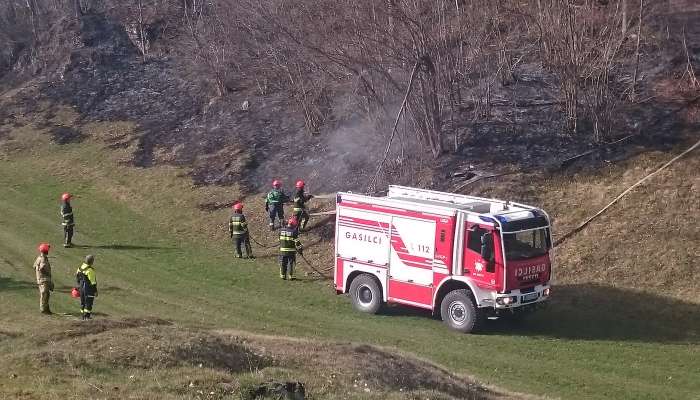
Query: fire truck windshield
503 228 549 261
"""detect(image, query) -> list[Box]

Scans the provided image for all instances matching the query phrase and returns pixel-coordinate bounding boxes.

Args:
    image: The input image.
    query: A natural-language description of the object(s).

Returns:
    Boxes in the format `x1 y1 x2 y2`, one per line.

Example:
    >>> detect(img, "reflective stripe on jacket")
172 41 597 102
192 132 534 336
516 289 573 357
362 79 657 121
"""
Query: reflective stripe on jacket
293 190 312 212
229 214 248 236
279 227 301 253
61 203 75 226
77 263 96 285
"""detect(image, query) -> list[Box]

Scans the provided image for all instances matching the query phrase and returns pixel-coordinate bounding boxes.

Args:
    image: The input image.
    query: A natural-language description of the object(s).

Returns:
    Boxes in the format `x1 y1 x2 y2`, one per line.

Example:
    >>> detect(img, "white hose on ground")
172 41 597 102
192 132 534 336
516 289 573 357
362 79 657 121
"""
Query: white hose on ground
554 138 700 247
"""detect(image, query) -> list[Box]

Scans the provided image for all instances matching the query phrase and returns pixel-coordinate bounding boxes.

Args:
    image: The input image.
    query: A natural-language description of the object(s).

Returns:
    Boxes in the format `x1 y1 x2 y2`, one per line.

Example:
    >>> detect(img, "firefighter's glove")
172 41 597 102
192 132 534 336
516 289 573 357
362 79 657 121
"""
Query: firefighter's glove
265 204 269 212
49 282 55 292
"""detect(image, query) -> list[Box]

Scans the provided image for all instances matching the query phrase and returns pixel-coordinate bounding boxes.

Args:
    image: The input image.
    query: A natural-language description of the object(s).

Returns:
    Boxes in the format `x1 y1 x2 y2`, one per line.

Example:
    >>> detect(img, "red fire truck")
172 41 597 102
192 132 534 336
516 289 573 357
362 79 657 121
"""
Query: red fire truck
334 186 553 333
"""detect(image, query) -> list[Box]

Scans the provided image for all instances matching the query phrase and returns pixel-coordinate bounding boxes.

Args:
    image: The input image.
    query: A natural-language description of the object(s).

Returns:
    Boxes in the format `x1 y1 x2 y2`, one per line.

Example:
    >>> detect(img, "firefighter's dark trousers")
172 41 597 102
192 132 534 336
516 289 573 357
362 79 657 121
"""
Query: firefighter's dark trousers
63 225 74 245
79 287 95 319
268 204 284 226
294 209 310 230
233 234 253 258
280 253 296 279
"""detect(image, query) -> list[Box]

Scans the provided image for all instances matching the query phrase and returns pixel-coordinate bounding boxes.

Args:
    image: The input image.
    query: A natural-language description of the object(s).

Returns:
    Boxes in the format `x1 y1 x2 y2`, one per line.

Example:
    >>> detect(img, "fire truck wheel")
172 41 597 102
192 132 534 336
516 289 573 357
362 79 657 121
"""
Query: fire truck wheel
441 289 483 333
349 274 383 314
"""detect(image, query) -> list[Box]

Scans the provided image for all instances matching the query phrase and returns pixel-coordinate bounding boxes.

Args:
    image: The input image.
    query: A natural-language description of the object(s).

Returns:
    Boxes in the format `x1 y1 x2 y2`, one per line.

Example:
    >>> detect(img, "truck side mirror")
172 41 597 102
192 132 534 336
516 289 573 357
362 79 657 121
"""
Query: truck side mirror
480 232 494 262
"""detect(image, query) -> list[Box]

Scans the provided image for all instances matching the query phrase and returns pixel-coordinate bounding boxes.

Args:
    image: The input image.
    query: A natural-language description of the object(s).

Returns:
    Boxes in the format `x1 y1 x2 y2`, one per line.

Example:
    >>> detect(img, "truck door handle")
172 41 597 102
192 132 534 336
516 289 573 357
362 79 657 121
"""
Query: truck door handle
408 279 414 283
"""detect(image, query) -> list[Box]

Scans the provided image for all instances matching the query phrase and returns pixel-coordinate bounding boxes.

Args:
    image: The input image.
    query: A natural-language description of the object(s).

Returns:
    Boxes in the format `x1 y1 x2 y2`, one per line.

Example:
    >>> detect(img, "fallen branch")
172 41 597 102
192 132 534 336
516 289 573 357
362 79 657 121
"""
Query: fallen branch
559 134 635 168
554 138 700 247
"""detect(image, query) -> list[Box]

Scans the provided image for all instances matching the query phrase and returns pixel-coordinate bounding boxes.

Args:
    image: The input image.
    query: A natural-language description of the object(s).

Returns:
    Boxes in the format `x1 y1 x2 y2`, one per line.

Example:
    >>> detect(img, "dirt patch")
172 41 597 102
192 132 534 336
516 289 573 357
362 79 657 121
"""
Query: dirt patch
63 316 172 338
0 330 22 341
171 335 270 373
233 333 512 400
50 125 86 144
5 317 523 399
198 201 236 212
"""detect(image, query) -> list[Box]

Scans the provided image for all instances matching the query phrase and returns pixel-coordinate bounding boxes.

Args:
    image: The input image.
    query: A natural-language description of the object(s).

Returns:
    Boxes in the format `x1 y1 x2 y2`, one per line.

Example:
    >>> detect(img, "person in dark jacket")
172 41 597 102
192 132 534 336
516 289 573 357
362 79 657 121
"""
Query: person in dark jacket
60 193 75 247
279 217 303 280
229 202 254 259
292 180 314 232
76 255 98 320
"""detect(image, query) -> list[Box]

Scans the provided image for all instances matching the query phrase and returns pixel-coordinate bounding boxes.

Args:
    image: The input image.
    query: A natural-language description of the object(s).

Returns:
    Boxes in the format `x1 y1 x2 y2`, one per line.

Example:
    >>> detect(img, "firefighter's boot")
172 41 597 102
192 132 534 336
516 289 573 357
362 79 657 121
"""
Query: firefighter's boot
279 267 286 280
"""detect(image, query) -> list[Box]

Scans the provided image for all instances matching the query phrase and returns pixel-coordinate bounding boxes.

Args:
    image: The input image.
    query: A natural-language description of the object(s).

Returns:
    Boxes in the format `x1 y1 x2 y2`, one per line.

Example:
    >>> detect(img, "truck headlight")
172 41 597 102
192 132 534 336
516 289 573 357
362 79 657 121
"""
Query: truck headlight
543 288 551 297
496 296 517 305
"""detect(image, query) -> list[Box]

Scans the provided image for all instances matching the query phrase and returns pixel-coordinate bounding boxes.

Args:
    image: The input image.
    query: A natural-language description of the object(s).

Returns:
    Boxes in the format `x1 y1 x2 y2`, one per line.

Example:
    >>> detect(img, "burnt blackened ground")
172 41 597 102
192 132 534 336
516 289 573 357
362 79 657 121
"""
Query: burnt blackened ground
3 7 699 195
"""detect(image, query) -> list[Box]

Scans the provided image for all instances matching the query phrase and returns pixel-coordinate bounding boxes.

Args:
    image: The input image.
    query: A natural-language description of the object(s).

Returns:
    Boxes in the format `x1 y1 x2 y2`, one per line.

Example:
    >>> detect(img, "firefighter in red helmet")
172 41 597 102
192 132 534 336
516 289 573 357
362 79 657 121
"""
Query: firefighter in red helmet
60 193 75 247
279 217 303 280
292 180 314 232
228 202 254 259
34 243 54 314
265 179 289 230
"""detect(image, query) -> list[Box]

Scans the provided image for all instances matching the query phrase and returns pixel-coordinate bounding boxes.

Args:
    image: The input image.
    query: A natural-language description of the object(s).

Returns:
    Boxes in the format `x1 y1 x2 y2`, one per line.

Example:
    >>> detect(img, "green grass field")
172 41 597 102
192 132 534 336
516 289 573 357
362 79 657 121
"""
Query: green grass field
1 132 699 399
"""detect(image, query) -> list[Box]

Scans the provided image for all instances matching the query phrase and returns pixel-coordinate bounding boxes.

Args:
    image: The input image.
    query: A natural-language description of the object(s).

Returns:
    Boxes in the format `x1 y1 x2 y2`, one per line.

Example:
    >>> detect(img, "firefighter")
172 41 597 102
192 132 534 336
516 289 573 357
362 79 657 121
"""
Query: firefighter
33 243 53 314
76 255 98 320
60 193 75 247
229 202 254 259
279 217 303 280
265 180 289 230
292 180 314 232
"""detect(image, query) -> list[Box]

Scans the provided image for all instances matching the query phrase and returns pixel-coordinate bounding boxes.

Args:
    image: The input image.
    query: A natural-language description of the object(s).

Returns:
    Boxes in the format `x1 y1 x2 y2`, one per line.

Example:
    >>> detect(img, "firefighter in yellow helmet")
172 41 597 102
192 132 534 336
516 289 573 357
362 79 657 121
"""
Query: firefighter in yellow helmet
279 217 303 280
34 243 54 314
76 255 98 320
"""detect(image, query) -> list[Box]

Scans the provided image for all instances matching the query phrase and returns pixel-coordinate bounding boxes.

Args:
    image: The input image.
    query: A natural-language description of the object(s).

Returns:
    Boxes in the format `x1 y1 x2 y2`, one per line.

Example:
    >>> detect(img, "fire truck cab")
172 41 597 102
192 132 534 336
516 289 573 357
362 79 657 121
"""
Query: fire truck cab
334 185 553 333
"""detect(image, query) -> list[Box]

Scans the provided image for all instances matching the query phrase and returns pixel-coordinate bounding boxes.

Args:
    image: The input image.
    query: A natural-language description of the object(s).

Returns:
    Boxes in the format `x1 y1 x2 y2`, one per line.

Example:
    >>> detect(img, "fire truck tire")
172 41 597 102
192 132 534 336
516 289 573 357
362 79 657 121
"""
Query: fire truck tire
440 289 484 333
349 274 383 314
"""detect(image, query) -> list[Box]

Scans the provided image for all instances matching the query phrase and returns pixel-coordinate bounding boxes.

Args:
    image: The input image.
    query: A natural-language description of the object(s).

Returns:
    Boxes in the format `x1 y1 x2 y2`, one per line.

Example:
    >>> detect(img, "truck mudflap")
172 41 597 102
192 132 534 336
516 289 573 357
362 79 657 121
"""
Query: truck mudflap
474 284 551 309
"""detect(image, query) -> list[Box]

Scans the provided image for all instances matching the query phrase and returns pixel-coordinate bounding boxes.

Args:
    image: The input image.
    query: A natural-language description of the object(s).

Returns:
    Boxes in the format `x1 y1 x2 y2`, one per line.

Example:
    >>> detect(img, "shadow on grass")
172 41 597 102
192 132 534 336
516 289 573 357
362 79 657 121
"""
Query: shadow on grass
0 276 35 291
373 283 700 343
72 244 175 251
481 284 700 343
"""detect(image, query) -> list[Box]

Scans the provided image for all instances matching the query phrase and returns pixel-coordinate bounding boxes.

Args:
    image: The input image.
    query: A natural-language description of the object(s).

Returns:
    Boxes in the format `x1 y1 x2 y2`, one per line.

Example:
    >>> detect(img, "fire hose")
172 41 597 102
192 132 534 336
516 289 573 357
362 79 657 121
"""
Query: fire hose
298 252 332 279
248 234 276 248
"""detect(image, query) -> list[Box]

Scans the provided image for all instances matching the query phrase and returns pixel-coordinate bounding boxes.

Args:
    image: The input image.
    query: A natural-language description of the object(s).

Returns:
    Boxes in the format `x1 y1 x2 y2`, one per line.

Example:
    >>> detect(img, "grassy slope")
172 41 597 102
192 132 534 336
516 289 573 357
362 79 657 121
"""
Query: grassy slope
1 118 699 399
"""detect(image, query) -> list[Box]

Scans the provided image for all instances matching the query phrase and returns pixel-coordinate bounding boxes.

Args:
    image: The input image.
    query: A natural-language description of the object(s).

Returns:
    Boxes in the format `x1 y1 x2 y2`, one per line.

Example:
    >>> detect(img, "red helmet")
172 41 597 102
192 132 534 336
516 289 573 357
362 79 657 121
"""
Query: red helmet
287 216 298 227
232 202 243 211
71 288 80 298
61 193 72 202
38 243 50 254
272 180 281 188
295 180 305 189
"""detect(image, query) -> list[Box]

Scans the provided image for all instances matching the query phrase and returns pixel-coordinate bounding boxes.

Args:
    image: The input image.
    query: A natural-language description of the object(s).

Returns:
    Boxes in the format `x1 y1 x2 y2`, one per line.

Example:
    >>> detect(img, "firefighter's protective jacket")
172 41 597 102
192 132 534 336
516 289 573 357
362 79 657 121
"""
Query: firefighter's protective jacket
229 213 249 237
265 189 288 209
279 227 302 254
61 202 74 226
293 190 313 212
34 255 52 285
76 263 97 295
